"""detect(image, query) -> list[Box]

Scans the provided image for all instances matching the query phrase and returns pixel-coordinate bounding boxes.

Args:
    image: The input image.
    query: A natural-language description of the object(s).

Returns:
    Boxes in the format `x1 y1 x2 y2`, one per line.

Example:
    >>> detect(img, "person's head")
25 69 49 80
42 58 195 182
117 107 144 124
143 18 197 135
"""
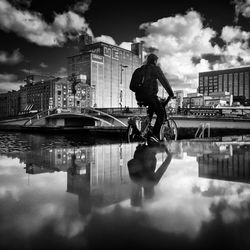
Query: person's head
146 53 158 65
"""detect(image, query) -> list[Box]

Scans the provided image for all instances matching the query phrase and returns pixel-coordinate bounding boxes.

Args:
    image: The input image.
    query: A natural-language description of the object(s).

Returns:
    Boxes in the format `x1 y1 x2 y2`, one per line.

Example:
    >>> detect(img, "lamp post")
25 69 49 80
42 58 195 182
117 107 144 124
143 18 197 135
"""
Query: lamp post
120 64 128 108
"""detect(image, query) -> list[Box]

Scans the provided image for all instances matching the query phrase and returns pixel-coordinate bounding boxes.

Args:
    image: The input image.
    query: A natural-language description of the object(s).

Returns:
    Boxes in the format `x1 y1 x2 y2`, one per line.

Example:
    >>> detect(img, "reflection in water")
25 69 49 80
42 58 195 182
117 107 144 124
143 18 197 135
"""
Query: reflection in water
1 134 250 249
198 143 250 183
128 143 172 206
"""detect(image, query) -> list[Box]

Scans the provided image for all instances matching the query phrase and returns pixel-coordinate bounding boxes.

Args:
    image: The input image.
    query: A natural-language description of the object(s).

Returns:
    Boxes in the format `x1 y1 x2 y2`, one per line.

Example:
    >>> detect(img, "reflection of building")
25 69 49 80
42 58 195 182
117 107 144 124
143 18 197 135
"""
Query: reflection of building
198 144 250 183
67 144 136 214
198 67 250 105
67 33 143 108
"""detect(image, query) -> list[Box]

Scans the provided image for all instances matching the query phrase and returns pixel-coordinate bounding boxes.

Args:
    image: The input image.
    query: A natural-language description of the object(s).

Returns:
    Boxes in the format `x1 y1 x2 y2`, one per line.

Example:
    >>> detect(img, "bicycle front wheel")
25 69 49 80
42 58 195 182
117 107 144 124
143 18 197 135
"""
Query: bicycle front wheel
160 118 178 141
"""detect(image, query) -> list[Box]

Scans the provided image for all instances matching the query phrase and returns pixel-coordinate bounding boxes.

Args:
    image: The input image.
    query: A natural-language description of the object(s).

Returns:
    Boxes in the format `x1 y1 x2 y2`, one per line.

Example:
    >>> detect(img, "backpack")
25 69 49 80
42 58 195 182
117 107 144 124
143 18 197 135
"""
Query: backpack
129 66 145 92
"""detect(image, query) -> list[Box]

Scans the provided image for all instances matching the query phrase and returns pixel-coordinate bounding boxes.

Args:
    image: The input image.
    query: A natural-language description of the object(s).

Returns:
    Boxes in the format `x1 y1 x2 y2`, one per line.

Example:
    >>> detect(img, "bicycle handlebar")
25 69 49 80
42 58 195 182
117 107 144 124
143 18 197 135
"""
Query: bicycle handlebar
159 96 176 107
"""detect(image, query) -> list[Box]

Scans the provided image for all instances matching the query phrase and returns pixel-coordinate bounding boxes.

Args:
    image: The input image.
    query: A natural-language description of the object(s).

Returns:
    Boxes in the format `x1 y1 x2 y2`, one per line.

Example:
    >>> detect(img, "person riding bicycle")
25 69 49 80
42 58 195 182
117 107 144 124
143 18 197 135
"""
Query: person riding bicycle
134 53 174 142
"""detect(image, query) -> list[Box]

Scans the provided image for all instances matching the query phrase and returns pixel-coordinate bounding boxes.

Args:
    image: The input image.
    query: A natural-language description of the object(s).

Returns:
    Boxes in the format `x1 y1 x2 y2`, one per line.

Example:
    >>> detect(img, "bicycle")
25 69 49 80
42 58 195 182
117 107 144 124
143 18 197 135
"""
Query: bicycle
127 96 178 143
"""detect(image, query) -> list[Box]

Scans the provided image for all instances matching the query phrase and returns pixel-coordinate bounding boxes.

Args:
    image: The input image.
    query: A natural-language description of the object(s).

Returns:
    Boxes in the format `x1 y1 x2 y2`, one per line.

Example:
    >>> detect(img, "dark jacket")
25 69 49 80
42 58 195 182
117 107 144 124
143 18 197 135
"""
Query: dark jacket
136 63 174 101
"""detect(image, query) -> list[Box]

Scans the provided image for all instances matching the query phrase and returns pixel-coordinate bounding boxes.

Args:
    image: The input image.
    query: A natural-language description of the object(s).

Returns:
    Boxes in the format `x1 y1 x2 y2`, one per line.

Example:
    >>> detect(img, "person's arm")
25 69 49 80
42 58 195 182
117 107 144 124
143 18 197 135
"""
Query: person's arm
155 66 174 97
153 148 172 184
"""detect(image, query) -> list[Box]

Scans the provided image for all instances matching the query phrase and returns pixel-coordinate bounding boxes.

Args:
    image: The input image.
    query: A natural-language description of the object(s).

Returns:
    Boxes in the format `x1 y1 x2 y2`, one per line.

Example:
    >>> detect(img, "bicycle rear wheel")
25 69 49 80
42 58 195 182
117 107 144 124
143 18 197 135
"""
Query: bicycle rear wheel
160 118 178 141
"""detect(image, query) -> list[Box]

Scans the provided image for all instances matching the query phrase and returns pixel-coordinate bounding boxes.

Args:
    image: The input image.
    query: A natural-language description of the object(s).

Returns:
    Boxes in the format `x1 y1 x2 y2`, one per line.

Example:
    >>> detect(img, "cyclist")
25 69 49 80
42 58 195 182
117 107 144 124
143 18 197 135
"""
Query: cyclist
134 53 174 142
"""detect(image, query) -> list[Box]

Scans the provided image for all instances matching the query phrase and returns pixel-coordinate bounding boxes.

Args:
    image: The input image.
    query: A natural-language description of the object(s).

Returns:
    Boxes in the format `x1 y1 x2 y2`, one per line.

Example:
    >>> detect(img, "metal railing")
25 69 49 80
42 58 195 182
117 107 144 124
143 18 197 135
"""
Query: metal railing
195 123 211 138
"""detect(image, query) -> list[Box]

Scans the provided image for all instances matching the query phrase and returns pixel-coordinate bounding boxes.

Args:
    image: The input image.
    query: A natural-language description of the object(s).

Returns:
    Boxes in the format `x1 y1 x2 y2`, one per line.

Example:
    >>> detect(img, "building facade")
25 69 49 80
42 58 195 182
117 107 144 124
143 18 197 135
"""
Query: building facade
67 34 143 108
0 75 89 119
198 66 250 105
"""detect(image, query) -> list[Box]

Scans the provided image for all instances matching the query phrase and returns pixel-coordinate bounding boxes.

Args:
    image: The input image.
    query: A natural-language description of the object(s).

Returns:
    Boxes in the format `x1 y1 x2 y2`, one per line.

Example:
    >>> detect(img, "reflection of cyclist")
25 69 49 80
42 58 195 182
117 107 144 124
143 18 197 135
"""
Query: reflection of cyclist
135 54 174 141
127 143 172 207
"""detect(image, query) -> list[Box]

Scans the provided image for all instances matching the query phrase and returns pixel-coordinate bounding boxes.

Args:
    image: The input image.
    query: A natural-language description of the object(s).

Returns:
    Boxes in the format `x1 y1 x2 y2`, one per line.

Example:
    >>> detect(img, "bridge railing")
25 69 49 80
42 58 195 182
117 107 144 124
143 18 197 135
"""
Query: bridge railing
23 108 58 126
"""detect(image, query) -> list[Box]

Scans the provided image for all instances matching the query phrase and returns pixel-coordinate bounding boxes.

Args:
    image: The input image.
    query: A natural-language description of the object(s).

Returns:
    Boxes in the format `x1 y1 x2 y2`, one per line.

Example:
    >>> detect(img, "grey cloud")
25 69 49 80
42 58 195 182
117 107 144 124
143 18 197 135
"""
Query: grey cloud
0 49 23 64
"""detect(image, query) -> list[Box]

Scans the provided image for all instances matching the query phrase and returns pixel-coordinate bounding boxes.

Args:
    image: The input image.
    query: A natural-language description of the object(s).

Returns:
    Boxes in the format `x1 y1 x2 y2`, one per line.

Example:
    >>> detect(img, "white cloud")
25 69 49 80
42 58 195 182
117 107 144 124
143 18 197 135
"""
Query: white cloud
40 62 48 68
0 49 23 64
94 35 116 45
137 11 220 92
221 26 250 43
119 42 132 51
0 0 93 47
234 0 250 21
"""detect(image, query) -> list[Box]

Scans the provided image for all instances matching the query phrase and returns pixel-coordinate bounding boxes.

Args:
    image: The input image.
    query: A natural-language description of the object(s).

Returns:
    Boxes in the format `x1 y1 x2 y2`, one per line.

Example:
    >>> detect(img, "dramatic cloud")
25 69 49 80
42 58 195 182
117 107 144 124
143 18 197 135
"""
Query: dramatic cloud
137 11 221 92
0 49 23 64
0 0 93 46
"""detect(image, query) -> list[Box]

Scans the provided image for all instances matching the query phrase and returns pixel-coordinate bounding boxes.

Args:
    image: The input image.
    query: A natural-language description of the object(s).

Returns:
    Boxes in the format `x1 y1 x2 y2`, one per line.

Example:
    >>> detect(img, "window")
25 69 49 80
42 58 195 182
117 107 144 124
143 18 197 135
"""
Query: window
57 90 61 95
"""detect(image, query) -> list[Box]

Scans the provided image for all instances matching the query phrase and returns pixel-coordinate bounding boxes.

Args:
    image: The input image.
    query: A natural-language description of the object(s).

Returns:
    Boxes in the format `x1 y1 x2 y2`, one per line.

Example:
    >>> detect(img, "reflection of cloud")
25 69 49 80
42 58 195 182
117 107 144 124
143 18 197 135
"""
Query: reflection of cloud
0 156 86 239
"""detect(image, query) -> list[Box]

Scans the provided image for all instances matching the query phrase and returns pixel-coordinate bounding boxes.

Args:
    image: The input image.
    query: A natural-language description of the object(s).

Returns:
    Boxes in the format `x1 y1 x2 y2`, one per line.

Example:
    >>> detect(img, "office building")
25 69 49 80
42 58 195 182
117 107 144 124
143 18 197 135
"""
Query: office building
67 34 143 108
198 66 250 105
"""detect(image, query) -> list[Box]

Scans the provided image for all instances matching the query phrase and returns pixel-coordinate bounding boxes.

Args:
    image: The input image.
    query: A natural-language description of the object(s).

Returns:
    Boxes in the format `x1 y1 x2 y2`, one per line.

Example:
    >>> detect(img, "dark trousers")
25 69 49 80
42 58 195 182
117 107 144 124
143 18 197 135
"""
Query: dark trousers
144 96 166 138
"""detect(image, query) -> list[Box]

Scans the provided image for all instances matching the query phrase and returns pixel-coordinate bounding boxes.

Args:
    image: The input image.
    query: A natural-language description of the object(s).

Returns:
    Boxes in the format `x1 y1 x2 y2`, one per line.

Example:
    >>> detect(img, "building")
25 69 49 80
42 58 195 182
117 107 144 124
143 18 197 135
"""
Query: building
0 91 20 118
183 92 233 108
198 66 250 105
67 34 143 108
0 75 89 119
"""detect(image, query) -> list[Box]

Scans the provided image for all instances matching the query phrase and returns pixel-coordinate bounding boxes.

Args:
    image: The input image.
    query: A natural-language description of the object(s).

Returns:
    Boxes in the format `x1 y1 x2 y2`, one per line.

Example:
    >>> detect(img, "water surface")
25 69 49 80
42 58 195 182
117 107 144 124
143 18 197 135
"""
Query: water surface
1 132 250 249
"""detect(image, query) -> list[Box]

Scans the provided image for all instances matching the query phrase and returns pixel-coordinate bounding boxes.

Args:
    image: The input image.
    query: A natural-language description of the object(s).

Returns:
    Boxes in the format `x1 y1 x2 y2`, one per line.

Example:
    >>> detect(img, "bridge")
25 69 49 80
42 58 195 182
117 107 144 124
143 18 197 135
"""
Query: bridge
22 107 127 130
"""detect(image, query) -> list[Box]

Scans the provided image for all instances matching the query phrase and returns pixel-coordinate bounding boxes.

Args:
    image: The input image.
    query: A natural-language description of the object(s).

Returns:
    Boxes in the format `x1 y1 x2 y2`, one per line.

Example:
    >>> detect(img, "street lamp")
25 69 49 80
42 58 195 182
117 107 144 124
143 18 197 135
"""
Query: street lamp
120 64 128 108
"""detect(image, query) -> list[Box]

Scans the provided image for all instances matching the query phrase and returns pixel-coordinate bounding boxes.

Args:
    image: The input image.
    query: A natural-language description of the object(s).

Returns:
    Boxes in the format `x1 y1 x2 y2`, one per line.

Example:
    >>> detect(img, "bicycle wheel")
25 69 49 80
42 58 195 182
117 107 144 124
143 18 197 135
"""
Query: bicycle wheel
160 118 178 141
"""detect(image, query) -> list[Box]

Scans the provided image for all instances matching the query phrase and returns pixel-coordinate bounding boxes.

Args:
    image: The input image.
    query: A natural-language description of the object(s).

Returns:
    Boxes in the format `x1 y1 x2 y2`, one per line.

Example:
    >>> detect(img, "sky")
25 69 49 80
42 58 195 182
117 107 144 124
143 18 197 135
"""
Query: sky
1 0 250 93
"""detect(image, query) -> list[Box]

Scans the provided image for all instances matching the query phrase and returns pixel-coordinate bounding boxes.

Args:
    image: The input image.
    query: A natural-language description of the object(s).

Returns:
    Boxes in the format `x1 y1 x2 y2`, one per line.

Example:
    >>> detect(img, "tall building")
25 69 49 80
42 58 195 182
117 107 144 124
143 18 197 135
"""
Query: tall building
198 66 250 105
67 34 143 108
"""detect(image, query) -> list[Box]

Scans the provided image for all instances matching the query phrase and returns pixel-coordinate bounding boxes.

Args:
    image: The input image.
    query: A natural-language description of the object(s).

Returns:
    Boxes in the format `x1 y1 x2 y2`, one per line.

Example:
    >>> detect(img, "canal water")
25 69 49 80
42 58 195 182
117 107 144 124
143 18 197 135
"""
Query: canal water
1 132 250 249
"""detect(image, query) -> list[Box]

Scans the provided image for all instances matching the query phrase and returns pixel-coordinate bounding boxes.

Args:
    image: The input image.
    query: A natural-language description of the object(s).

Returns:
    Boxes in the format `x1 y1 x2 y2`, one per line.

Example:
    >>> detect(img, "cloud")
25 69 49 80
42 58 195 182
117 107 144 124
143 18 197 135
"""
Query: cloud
119 42 132 51
136 11 221 92
94 35 116 45
221 26 250 43
71 0 92 14
21 68 40 75
0 49 23 64
0 0 93 47
55 67 67 77
0 73 23 93
234 0 250 22
40 62 48 68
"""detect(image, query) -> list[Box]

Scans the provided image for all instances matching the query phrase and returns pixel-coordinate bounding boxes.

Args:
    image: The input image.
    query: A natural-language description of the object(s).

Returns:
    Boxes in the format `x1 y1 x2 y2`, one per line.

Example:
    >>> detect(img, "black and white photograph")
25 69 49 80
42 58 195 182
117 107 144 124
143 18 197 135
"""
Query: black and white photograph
1 0 250 249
